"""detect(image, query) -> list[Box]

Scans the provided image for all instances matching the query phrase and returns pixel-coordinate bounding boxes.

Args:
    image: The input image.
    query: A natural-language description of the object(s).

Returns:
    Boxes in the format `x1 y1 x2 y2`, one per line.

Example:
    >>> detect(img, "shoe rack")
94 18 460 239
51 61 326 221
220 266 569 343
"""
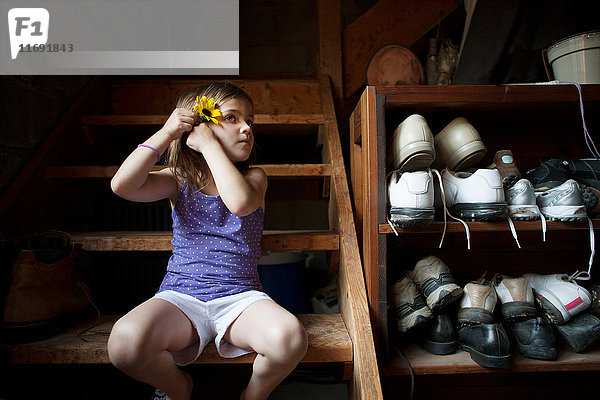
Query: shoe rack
349 85 600 379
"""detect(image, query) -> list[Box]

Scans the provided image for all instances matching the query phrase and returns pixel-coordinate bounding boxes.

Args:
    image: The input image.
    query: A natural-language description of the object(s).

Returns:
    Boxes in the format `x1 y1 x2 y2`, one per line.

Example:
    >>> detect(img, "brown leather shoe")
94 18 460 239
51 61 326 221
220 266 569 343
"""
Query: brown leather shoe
2 241 92 343
493 150 521 188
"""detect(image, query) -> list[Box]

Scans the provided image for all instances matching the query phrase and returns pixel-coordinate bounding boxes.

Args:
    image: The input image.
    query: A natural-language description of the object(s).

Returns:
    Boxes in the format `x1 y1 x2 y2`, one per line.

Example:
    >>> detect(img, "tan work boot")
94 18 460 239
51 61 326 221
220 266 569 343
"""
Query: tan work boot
408 255 463 313
2 241 92 343
389 275 432 333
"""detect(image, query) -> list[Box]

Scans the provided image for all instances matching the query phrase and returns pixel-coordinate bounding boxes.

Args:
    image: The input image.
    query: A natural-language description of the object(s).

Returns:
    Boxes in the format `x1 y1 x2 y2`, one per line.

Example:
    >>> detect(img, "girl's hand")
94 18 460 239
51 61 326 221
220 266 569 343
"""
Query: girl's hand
159 108 196 140
186 122 218 153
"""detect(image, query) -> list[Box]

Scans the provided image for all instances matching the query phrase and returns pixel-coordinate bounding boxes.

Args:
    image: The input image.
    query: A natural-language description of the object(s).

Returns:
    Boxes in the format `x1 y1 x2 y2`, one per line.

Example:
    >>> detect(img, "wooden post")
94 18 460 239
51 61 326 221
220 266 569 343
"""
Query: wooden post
317 0 343 109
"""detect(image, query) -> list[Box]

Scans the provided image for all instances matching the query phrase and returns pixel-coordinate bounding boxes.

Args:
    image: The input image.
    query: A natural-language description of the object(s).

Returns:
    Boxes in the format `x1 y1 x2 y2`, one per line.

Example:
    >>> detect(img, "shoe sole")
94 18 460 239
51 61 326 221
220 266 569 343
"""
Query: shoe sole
426 285 463 313
538 205 587 221
459 343 511 369
457 307 495 324
501 301 538 321
394 142 435 172
508 205 540 220
502 175 520 189
450 202 507 221
394 307 432 333
531 288 569 325
390 207 434 227
421 338 457 355
580 183 598 209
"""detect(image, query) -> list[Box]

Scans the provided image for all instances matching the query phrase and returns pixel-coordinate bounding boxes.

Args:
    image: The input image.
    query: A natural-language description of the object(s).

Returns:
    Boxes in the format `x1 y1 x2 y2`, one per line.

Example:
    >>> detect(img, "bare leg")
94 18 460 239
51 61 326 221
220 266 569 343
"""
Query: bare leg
107 298 198 400
225 300 308 400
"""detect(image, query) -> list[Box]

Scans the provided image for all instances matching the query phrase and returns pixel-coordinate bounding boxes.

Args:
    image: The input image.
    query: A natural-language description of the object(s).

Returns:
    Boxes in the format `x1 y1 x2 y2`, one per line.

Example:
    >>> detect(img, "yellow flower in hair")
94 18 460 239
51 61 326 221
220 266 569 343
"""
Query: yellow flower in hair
193 95 222 125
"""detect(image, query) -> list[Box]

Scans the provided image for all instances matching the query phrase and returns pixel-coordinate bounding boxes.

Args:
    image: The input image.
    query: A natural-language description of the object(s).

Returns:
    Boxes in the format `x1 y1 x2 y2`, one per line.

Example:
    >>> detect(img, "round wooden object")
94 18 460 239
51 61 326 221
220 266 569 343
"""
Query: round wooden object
366 44 424 86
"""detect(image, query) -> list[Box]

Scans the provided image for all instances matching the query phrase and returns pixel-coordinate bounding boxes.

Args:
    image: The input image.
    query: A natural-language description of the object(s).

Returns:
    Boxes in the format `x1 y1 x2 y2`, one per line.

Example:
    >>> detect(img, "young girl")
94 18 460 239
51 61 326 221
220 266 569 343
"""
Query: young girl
107 82 308 400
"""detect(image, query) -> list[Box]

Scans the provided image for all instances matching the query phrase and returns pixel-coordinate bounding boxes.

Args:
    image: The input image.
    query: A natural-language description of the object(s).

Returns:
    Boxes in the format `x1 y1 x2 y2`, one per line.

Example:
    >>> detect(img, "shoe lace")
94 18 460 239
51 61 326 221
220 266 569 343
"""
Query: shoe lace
432 168 471 249
559 81 600 160
567 217 596 282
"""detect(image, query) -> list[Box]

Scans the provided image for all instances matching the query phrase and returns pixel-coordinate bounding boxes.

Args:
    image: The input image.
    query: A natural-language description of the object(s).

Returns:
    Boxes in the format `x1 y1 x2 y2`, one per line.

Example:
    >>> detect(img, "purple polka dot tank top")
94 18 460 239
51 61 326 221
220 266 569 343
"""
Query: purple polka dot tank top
158 180 264 301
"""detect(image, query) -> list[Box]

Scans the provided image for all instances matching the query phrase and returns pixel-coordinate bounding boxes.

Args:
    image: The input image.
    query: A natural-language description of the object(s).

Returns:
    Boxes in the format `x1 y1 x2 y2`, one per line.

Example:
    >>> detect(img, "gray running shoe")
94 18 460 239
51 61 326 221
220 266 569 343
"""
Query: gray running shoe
535 179 587 221
505 179 540 220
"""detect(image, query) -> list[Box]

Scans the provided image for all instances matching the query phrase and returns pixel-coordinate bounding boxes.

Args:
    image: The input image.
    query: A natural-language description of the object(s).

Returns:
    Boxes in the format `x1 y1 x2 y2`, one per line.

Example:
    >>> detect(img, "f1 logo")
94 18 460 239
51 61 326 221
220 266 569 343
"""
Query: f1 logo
8 8 49 60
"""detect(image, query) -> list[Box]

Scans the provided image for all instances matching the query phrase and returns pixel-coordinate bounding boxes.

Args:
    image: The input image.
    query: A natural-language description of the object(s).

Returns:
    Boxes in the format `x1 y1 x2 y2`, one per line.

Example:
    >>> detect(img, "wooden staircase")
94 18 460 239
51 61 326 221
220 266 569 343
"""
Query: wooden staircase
0 76 382 399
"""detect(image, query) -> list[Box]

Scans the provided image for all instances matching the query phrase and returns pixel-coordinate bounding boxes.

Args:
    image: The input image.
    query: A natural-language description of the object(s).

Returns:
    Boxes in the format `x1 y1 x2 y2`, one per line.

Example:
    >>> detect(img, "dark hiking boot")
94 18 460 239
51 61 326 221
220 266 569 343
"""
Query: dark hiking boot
457 322 511 368
508 316 557 360
567 158 600 189
524 158 571 191
555 312 600 353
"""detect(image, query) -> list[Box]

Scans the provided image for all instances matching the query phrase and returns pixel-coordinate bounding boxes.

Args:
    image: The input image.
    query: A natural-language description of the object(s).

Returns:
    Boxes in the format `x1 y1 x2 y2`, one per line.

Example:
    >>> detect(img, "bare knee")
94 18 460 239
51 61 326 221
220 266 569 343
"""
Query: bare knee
263 318 308 365
107 319 152 372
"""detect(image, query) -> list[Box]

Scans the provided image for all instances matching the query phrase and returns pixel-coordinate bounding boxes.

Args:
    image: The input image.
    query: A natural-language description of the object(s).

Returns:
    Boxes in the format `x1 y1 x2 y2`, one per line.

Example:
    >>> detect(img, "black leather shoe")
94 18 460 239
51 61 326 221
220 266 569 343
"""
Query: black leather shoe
508 316 557 360
555 312 600 353
457 323 511 368
420 314 457 355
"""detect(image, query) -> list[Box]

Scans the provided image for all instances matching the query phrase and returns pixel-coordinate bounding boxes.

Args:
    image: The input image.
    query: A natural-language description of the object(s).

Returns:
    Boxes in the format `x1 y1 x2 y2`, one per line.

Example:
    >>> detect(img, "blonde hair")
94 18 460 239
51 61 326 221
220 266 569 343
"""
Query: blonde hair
166 82 255 192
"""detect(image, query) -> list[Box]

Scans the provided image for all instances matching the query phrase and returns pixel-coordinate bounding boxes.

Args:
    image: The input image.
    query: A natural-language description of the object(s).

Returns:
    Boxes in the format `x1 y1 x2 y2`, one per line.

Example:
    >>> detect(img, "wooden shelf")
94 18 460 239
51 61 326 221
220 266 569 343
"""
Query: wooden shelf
46 164 331 179
72 230 340 252
382 343 600 376
2 314 352 366
379 219 600 234
377 84 600 106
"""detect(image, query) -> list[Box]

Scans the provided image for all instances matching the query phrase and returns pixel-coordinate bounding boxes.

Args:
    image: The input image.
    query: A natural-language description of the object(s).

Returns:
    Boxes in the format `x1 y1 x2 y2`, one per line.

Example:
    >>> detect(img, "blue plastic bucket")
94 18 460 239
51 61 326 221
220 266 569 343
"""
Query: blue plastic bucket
258 251 310 313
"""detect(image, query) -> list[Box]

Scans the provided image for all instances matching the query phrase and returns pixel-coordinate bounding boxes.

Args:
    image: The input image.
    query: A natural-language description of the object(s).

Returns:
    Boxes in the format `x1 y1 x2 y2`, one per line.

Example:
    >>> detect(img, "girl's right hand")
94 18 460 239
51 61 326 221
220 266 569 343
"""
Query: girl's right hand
159 108 196 140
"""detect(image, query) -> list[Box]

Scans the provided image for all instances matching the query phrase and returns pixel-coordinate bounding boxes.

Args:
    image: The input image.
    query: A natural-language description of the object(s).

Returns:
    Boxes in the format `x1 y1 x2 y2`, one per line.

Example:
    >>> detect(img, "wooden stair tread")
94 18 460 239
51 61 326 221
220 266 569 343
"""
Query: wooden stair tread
382 343 600 375
72 230 340 251
3 314 352 365
82 114 325 125
46 164 331 178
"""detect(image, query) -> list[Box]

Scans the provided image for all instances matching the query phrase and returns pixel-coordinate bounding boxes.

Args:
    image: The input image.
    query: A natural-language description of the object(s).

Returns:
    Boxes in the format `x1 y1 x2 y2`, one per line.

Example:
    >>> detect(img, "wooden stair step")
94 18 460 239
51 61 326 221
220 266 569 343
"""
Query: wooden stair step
2 314 353 365
72 230 340 251
82 114 325 125
46 164 331 179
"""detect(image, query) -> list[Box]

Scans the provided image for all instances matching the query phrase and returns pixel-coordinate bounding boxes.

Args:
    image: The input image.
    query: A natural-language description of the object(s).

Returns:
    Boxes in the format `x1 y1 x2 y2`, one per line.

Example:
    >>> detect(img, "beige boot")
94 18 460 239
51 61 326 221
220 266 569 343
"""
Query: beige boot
408 255 463 313
2 242 92 342
389 275 432 333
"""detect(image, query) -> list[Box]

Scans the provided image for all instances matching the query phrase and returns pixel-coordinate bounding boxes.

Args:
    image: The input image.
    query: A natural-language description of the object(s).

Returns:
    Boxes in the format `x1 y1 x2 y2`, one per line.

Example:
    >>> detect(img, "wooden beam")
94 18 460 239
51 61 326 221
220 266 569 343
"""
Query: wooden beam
4 314 352 364
82 114 325 126
318 0 343 104
71 230 340 252
319 75 383 400
45 164 331 179
342 0 462 97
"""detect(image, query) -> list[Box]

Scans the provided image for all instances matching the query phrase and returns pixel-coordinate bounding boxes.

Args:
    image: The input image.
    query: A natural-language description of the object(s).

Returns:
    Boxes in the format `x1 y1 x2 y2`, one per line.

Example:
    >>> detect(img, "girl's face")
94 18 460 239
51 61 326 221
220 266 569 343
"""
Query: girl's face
210 97 254 162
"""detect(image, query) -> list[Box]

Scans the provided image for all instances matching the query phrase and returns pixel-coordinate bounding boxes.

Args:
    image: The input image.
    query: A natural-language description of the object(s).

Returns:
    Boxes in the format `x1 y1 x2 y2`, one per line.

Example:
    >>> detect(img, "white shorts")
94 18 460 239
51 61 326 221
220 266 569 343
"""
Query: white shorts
153 289 273 366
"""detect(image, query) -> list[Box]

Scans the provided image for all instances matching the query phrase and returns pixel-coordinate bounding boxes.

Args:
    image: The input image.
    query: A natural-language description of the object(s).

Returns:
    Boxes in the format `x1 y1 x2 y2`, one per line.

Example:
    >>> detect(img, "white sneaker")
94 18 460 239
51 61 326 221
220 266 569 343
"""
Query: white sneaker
441 169 507 221
388 114 436 172
523 273 591 324
505 178 540 220
388 170 434 226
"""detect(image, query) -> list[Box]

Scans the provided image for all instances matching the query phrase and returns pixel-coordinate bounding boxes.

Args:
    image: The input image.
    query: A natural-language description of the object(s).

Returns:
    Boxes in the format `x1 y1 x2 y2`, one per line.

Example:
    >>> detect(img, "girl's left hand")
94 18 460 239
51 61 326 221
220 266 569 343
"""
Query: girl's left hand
186 123 218 153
